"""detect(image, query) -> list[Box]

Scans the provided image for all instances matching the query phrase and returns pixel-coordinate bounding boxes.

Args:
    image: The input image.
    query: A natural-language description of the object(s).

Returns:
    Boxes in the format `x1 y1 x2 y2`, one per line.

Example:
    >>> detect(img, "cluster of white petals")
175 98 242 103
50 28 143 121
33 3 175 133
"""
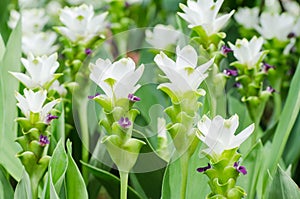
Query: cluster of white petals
197 114 254 156
56 4 108 43
16 89 59 123
154 45 214 94
178 0 234 36
10 53 59 89
234 7 259 29
145 24 180 49
228 36 264 69
89 57 144 100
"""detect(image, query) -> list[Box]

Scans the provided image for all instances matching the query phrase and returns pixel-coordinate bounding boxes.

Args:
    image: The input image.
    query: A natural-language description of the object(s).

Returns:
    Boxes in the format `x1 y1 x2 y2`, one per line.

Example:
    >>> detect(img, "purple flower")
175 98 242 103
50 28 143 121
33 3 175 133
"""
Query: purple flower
224 69 238 77
197 163 211 173
288 32 296 39
88 93 100 99
118 117 131 128
45 113 58 124
39 135 50 146
221 45 233 55
262 62 275 73
85 48 92 55
234 162 247 175
128 93 141 102
266 86 276 94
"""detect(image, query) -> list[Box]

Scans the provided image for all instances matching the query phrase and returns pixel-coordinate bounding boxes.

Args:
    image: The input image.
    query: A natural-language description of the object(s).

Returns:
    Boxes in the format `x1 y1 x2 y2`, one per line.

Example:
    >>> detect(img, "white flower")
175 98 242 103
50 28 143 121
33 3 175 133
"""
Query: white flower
10 53 59 89
56 4 108 43
154 45 214 95
89 57 144 100
145 24 180 49
255 12 295 41
178 0 234 36
197 114 254 156
234 7 259 29
8 10 20 29
283 1 300 17
228 36 264 69
22 31 59 56
46 1 62 17
16 89 59 122
22 9 49 33
49 80 67 96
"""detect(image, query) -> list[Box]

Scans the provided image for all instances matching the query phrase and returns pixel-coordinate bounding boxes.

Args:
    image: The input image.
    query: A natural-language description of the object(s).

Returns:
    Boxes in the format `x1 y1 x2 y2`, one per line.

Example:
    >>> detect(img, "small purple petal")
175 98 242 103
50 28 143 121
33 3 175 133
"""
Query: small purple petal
88 93 100 99
197 163 211 173
238 166 247 175
262 62 275 73
118 117 131 128
234 82 242 88
46 114 58 124
288 32 296 39
85 48 92 55
266 86 276 93
39 135 50 146
128 93 141 102
221 45 233 55
224 69 238 77
234 162 247 175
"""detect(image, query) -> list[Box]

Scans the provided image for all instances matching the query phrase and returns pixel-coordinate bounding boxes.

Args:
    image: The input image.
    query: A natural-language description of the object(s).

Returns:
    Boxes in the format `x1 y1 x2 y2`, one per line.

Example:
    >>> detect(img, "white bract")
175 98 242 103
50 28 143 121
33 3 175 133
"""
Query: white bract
89 57 144 100
56 4 108 43
255 12 295 41
234 7 259 29
228 36 264 69
16 89 59 122
22 31 58 56
178 0 234 36
197 114 254 156
10 53 59 89
145 24 180 49
49 80 67 96
154 45 214 94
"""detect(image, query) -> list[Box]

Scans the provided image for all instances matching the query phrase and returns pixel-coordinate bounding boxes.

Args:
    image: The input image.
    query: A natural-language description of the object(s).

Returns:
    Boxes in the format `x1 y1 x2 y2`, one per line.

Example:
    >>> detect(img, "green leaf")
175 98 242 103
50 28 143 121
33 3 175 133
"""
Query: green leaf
161 144 210 199
0 35 5 60
14 169 32 199
0 19 22 181
51 102 65 144
42 169 60 199
49 139 68 196
267 165 300 199
81 161 143 199
0 165 14 199
65 140 88 199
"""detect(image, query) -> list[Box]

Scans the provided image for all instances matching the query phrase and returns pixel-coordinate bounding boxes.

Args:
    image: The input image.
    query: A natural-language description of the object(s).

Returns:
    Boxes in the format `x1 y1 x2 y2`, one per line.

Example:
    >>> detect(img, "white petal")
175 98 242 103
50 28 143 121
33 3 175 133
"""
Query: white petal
176 45 198 69
230 123 254 148
41 99 59 119
10 72 37 88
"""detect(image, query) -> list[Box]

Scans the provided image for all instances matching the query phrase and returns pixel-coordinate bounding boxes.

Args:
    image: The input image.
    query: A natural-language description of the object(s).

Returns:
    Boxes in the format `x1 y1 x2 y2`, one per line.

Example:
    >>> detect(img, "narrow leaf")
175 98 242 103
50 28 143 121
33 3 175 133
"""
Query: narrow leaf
14 169 32 199
0 165 14 199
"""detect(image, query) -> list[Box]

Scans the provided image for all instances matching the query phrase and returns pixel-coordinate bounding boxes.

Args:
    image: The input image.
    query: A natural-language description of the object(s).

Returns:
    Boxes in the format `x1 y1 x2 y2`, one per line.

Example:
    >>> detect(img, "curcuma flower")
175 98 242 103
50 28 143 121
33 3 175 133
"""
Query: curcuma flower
89 57 144 100
254 12 294 41
228 36 265 69
22 31 59 56
197 114 254 157
234 7 259 29
145 24 180 49
16 89 59 124
154 45 214 96
178 0 234 36
10 53 60 89
56 4 108 43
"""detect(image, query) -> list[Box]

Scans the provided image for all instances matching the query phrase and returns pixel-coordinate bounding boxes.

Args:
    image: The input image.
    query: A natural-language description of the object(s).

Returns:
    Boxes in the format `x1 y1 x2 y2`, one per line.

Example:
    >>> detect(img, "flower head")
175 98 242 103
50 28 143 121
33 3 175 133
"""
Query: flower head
197 114 254 157
39 135 50 146
118 117 131 128
10 53 60 89
15 89 59 123
223 69 238 77
154 45 214 96
255 12 294 41
234 7 259 29
56 4 108 43
178 0 234 36
234 162 247 175
89 57 144 100
228 36 265 69
145 24 180 49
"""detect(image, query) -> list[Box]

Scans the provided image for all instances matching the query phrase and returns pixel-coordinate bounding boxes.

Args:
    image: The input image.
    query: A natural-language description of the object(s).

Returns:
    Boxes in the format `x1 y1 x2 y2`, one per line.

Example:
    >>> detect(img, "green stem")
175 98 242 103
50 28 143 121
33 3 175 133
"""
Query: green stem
77 99 89 183
30 177 39 199
120 171 129 199
180 153 189 199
